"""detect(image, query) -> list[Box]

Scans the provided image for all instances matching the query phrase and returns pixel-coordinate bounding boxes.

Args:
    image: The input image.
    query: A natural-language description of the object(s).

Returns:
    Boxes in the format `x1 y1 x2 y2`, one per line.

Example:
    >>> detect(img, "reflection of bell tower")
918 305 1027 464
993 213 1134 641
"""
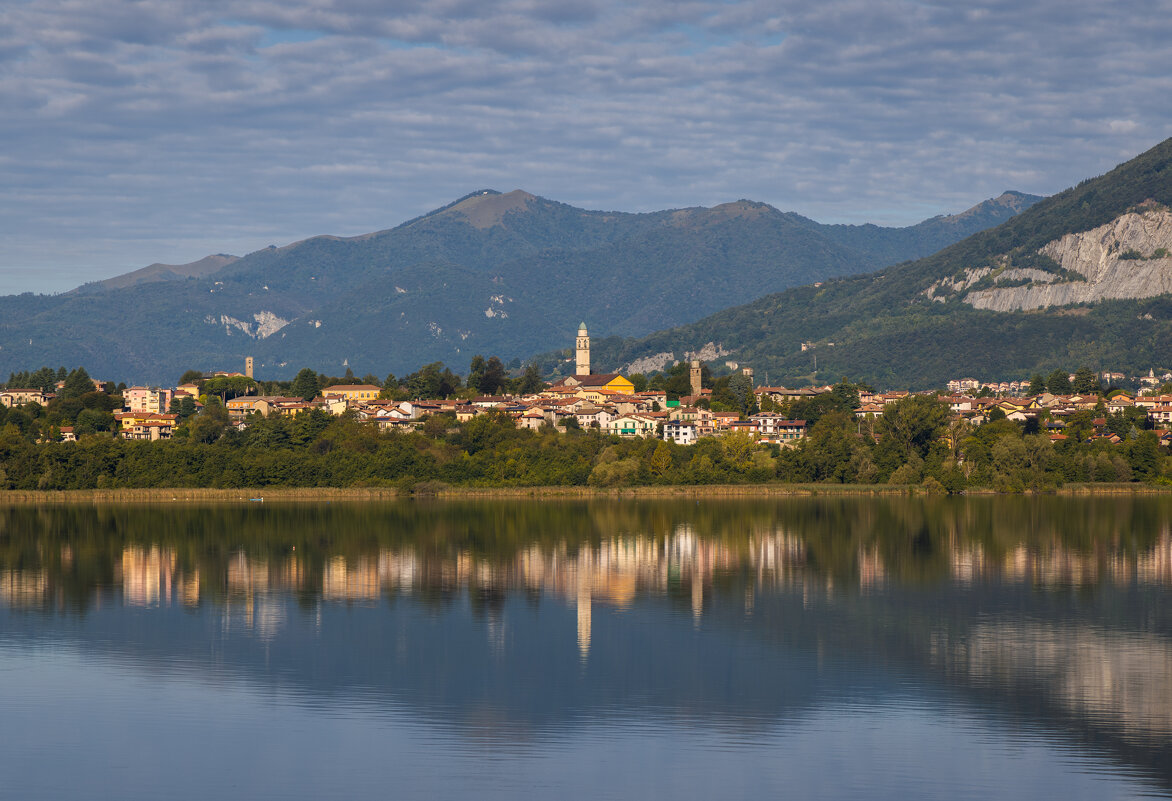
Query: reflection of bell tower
577 579 592 662
690 360 702 397
576 322 590 376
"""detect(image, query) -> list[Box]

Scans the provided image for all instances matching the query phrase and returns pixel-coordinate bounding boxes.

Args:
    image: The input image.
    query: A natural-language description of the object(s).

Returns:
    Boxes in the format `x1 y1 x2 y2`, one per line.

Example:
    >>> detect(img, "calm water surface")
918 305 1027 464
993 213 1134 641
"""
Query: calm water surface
1 497 1170 799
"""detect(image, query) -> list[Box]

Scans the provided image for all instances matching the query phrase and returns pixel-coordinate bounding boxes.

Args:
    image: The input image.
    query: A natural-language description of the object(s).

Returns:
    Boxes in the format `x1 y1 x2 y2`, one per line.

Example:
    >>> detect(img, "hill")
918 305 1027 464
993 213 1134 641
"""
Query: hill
576 139 1172 389
0 189 1038 384
67 254 240 295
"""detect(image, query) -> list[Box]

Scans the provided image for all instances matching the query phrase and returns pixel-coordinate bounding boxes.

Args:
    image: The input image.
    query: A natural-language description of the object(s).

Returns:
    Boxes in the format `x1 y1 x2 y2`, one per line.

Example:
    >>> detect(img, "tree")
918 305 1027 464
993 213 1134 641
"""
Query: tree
178 370 204 385
649 441 673 478
876 394 949 461
467 355 487 393
61 367 93 400
481 357 507 396
291 368 320 401
404 362 461 399
174 395 197 420
188 397 229 443
788 392 855 427
727 373 756 418
1028 374 1047 395
830 379 861 411
518 362 544 395
720 431 755 467
1072 366 1101 395
1064 410 1095 443
203 375 258 402
800 411 859 483
379 374 406 400
661 361 709 399
1126 432 1160 480
1046 369 1072 395
74 408 113 435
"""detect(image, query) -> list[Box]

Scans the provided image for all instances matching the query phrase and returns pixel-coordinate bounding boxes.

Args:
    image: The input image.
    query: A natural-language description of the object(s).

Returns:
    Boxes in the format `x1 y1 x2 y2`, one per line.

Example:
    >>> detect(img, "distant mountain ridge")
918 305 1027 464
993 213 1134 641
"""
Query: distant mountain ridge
0 189 1040 383
577 138 1172 389
69 254 239 295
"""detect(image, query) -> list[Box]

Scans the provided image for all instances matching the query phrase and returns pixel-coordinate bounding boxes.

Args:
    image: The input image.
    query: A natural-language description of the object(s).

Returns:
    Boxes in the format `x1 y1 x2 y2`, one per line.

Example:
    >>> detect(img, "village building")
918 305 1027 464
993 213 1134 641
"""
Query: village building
663 420 698 445
0 388 52 407
115 412 178 441
517 407 548 431
224 396 314 421
321 384 381 403
551 373 635 395
1149 406 1172 427
124 386 173 414
603 415 658 438
749 415 808 444
711 411 740 431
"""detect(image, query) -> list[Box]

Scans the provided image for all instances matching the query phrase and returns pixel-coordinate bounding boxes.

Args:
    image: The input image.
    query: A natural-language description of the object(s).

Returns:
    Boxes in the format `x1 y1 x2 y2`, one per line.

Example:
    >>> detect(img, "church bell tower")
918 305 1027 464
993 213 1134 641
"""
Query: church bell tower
576 322 590 376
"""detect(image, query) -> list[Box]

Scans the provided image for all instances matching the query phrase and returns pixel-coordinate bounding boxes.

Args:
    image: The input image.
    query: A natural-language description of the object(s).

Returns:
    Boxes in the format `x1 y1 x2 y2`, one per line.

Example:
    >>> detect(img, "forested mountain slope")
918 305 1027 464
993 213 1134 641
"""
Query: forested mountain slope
578 139 1172 389
0 188 1037 383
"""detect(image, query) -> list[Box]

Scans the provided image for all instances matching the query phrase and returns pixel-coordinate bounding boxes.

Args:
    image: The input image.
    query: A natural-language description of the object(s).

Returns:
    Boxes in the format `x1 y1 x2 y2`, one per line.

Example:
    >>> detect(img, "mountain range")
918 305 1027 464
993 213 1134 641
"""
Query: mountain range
581 138 1172 389
0 189 1039 384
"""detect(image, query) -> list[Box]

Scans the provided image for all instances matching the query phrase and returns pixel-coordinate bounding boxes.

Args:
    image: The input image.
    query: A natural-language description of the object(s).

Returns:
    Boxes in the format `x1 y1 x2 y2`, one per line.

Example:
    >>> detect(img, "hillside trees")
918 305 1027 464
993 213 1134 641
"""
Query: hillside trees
291 368 320 401
518 362 545 395
1073 366 1101 394
1047 370 1072 395
61 367 93 399
875 394 950 469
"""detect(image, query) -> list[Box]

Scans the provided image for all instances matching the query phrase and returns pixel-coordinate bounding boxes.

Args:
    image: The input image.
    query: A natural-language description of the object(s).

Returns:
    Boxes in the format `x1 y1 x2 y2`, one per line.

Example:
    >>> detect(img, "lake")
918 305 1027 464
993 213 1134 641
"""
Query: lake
1 496 1170 799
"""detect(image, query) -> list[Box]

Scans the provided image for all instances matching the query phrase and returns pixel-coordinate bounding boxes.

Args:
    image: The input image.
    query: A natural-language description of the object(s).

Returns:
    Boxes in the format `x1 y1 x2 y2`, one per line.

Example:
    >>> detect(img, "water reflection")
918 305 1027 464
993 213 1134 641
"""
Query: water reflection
1 497 1171 798
5 498 1172 610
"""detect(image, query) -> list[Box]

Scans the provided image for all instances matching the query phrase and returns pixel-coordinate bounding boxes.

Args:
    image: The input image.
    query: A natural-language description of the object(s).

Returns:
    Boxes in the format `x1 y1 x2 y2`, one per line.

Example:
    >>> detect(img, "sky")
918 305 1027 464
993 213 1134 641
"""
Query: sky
3 0 1171 295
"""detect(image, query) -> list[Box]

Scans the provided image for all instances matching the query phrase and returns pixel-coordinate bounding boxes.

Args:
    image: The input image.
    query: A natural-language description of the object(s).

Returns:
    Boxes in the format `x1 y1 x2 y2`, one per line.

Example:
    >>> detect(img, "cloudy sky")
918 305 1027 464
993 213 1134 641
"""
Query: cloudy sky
2 0 1170 294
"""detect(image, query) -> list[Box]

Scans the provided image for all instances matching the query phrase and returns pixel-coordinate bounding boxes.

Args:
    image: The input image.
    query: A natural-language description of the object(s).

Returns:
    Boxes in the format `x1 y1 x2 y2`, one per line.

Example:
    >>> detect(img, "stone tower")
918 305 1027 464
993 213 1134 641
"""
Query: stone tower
576 322 590 376
690 360 702 397
245 356 254 379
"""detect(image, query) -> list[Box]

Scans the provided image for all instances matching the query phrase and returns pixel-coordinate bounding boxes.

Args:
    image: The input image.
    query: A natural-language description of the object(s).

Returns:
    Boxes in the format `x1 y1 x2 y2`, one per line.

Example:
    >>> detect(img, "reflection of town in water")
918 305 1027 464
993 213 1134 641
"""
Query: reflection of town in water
5 522 1171 611
3 499 1172 756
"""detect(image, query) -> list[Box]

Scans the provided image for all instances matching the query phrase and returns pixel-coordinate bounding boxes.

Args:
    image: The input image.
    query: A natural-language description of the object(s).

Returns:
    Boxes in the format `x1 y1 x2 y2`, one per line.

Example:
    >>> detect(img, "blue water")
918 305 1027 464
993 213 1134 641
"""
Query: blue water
0 498 1169 799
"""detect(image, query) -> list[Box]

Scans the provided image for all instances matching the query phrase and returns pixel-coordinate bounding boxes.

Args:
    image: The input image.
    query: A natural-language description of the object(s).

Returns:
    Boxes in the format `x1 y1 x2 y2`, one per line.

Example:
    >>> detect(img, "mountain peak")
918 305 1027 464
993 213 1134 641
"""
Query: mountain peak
444 189 538 229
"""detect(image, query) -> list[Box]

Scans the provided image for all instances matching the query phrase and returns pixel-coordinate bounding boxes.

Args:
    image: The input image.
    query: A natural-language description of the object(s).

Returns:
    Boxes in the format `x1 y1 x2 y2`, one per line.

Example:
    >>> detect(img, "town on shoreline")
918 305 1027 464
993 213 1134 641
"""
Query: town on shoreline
2 324 1171 492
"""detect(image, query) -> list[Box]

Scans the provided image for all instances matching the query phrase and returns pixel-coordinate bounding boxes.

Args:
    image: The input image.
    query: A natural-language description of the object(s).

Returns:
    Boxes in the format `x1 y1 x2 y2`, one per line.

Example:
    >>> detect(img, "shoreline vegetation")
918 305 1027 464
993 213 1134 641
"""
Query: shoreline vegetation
3 379 1170 496
1 482 1169 505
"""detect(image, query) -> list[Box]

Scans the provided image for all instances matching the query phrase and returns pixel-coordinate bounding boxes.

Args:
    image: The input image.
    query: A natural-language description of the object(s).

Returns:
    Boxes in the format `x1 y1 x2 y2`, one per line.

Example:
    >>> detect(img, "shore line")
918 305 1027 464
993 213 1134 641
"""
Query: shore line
0 482 1169 504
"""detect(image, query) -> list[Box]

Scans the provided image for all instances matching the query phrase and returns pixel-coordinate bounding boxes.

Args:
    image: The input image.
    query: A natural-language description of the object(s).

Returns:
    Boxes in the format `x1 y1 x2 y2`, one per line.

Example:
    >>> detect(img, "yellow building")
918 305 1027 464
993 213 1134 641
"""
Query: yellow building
551 373 634 395
321 384 381 402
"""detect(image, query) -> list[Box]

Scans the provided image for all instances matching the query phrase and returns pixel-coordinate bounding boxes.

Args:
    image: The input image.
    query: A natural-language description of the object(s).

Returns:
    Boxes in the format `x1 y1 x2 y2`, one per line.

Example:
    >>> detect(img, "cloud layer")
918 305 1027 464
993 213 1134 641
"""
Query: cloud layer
3 0 1171 292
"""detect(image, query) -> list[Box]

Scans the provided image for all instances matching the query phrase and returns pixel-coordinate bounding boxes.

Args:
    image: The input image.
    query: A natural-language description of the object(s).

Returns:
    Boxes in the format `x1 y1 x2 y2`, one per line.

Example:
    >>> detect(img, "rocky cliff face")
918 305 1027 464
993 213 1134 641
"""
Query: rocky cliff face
962 208 1172 311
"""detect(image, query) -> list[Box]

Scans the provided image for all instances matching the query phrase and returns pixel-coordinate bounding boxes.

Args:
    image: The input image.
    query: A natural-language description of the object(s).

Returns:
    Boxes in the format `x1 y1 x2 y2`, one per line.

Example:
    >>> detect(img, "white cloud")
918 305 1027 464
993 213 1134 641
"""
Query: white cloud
3 0 1172 291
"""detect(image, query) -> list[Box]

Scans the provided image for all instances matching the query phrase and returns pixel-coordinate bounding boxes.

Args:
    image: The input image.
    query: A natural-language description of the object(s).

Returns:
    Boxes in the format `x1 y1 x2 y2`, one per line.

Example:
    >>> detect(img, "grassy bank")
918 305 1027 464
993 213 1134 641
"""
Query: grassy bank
1 481 1169 505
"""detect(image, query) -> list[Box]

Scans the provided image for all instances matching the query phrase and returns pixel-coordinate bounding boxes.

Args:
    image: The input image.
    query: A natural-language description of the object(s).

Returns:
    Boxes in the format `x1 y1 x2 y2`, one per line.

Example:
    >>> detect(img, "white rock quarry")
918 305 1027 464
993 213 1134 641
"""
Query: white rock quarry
924 267 992 301
964 208 1172 311
685 342 732 361
623 351 676 374
203 311 290 339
